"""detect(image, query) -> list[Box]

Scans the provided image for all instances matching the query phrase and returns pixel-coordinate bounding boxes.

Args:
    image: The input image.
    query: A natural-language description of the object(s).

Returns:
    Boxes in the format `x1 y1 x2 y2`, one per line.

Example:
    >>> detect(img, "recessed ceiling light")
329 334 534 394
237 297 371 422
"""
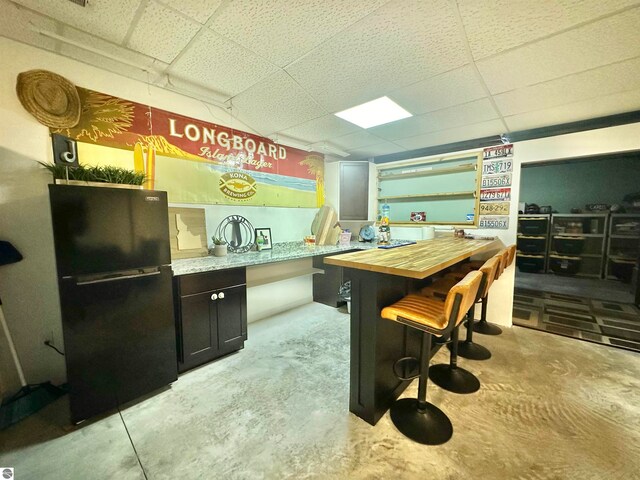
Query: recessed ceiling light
334 96 412 129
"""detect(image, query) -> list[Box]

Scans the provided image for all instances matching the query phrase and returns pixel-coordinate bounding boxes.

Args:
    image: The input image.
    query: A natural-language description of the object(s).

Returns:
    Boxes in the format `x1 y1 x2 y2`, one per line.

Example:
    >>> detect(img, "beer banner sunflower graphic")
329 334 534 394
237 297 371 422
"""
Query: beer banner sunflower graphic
51 87 325 208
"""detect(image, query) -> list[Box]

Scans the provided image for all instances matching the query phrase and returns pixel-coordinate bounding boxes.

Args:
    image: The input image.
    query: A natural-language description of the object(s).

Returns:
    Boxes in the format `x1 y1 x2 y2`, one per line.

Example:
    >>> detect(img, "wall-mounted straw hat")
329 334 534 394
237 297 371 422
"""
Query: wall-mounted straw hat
16 69 81 128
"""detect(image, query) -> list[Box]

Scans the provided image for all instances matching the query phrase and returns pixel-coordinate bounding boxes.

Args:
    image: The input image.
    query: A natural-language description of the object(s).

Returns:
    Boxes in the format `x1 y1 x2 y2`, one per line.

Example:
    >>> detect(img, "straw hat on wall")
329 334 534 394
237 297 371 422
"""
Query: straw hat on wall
16 70 81 128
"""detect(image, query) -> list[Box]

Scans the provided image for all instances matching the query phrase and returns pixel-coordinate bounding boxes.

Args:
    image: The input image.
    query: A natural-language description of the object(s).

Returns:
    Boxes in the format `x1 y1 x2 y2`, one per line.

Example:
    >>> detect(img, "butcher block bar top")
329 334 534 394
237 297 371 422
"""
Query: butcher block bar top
324 236 502 279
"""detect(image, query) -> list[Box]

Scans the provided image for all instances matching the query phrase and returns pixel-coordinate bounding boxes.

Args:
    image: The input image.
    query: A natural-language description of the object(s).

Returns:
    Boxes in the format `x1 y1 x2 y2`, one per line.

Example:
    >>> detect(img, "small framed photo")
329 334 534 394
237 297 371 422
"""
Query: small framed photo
255 228 272 251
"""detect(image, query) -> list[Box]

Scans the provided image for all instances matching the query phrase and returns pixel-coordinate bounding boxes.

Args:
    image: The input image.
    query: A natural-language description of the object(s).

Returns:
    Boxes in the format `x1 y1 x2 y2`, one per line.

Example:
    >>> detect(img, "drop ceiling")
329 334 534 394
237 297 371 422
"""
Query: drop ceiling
2 0 640 160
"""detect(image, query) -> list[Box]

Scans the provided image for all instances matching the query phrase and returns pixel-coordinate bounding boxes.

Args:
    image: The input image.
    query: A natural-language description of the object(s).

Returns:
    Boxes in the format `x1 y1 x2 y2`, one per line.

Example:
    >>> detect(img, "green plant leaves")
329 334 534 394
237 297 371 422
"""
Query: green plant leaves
38 162 146 185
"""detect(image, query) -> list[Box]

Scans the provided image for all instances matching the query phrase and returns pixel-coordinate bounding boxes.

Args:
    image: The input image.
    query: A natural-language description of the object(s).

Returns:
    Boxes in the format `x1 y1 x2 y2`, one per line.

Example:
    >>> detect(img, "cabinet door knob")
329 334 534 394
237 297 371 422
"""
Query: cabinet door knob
218 292 225 299
210 293 218 301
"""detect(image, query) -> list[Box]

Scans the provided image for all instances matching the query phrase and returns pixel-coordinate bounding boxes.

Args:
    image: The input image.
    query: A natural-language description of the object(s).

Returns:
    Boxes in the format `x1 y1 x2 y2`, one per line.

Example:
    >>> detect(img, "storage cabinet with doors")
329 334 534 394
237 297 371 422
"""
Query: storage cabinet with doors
548 213 608 278
174 268 247 373
606 213 640 282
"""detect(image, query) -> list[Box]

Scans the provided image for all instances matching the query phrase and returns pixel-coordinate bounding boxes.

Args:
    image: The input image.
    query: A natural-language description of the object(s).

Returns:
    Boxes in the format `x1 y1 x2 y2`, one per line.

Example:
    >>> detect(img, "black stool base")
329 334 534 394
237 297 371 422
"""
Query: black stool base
428 364 480 394
473 320 503 336
390 398 453 445
449 341 492 360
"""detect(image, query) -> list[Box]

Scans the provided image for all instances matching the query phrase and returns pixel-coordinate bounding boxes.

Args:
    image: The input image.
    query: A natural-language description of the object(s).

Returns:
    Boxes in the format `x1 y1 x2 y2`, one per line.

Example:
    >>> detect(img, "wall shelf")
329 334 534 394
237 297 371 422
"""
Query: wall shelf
377 191 476 201
377 163 476 180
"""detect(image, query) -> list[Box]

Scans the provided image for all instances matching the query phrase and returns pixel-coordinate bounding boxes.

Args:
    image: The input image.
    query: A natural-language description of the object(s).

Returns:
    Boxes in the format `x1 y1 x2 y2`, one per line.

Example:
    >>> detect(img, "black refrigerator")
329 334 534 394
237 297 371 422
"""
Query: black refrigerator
49 185 177 423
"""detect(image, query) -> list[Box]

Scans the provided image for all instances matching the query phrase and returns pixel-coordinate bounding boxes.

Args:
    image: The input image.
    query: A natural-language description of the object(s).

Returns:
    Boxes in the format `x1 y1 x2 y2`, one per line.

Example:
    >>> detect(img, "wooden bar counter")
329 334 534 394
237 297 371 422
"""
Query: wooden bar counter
325 235 502 425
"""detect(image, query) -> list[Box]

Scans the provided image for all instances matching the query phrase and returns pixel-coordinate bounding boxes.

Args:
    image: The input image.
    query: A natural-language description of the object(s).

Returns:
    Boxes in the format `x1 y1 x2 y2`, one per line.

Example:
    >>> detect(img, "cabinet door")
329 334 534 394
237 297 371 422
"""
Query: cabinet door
216 284 247 355
180 290 218 371
340 162 369 220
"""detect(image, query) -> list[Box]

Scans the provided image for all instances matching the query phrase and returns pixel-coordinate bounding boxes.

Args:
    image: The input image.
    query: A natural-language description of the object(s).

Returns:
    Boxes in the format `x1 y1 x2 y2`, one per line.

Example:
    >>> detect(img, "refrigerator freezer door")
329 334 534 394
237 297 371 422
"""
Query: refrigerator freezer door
49 185 171 276
59 266 177 423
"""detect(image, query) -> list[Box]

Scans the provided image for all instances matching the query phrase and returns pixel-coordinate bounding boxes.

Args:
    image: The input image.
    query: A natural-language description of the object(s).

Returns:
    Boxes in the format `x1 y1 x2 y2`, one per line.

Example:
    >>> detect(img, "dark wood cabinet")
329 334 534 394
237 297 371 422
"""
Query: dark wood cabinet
175 268 247 373
340 162 369 221
313 251 356 307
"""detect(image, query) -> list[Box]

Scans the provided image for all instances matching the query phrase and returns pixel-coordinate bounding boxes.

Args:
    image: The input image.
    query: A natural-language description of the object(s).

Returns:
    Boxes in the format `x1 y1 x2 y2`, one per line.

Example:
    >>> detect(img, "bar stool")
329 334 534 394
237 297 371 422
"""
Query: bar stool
380 271 482 445
420 254 502 386
472 245 515 336
423 255 501 361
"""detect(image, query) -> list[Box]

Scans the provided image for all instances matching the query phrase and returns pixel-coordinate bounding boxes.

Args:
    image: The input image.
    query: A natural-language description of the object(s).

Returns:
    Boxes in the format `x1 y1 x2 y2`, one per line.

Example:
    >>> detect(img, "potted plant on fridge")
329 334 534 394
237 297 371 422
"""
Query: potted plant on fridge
211 237 228 257
38 162 146 189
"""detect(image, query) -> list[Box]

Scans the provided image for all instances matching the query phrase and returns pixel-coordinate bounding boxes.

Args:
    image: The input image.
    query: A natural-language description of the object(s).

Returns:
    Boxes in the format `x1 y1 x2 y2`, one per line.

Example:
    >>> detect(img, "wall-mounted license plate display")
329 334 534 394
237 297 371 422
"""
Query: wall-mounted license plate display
479 215 509 229
482 158 513 175
481 173 512 188
479 202 510 215
480 187 511 202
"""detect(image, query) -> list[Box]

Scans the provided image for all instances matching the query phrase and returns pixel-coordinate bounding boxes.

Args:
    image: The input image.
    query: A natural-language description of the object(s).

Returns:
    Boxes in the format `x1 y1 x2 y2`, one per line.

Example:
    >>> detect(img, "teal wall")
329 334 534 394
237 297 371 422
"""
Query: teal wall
520 155 640 213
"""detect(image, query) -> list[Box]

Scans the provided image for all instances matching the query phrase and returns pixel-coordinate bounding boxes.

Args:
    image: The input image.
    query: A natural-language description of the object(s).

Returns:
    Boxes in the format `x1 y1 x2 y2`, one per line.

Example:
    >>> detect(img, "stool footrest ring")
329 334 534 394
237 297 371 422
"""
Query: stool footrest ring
393 356 420 381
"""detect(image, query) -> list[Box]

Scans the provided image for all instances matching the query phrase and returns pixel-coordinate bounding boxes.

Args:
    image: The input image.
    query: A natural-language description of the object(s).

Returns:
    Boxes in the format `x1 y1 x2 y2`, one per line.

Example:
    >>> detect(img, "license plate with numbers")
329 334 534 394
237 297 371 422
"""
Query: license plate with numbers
482 159 513 175
480 187 511 202
479 216 509 229
479 202 510 215
483 144 513 160
481 173 512 188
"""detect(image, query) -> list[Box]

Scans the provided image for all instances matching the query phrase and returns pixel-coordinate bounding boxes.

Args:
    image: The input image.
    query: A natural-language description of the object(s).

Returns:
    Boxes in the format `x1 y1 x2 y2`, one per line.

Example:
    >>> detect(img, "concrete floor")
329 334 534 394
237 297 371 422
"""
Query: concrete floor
1 303 640 479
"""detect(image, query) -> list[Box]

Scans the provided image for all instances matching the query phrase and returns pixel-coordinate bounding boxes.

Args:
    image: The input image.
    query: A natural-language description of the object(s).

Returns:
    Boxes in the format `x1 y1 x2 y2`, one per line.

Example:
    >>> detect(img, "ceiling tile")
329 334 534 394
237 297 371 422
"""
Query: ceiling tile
389 65 487 115
286 0 469 113
169 28 279 96
279 114 361 144
394 119 505 150
209 0 389 67
57 24 170 83
477 7 640 94
331 131 385 150
159 0 223 24
12 0 141 44
127 1 201 63
504 88 640 131
348 141 406 160
494 57 640 117
369 98 499 141
458 0 640 60
231 71 326 136
0 0 59 51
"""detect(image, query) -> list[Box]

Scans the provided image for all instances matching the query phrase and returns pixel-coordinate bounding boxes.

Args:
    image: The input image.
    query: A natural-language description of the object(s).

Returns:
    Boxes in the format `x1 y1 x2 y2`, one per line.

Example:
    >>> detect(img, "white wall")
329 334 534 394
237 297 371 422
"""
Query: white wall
0 38 323 396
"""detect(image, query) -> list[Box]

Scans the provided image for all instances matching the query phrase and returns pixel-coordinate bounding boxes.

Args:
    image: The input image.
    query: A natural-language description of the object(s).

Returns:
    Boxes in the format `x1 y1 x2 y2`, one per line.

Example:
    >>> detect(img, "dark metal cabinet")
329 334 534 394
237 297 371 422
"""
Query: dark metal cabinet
175 268 247 373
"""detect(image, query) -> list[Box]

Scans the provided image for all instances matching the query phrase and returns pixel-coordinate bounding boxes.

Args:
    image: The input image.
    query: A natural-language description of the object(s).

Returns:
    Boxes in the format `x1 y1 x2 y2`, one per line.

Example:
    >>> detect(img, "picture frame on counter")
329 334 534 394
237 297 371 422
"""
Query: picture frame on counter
255 228 272 251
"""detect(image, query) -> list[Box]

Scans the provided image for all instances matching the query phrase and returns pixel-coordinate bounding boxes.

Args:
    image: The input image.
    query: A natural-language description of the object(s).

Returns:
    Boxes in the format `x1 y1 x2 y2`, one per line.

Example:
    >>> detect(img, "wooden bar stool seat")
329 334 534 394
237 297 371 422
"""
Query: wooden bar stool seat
423 255 501 362
381 271 482 445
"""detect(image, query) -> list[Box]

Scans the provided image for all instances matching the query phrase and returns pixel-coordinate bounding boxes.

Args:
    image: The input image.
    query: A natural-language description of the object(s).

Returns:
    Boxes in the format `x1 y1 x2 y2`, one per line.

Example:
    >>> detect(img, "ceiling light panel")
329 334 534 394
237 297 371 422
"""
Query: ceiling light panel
335 97 413 129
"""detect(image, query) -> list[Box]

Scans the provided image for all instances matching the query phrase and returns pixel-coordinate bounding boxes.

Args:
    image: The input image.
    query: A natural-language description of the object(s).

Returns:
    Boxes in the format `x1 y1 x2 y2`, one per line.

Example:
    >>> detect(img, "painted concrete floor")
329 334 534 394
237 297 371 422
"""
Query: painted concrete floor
516 271 635 304
1 303 640 479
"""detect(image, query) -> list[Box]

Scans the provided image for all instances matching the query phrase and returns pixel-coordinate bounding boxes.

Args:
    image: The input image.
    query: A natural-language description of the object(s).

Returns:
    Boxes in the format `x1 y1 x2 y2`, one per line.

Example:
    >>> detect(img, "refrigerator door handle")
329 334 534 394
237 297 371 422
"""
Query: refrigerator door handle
76 270 161 286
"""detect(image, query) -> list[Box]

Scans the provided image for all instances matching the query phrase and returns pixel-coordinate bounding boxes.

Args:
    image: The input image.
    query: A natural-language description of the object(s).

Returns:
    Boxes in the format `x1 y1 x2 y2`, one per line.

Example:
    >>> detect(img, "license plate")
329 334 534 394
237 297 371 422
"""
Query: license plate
482 159 513 175
480 187 511 202
483 144 513 160
479 202 510 215
479 215 509 229
482 173 512 188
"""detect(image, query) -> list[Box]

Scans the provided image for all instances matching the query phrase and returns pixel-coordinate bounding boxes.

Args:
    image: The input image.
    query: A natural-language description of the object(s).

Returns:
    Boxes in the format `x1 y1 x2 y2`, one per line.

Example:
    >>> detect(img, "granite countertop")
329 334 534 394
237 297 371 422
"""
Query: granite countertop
171 240 380 276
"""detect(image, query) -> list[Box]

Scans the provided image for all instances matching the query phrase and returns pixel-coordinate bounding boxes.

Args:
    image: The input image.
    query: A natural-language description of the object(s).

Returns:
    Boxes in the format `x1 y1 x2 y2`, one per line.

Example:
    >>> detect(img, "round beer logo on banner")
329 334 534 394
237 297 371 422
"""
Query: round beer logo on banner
219 171 257 200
